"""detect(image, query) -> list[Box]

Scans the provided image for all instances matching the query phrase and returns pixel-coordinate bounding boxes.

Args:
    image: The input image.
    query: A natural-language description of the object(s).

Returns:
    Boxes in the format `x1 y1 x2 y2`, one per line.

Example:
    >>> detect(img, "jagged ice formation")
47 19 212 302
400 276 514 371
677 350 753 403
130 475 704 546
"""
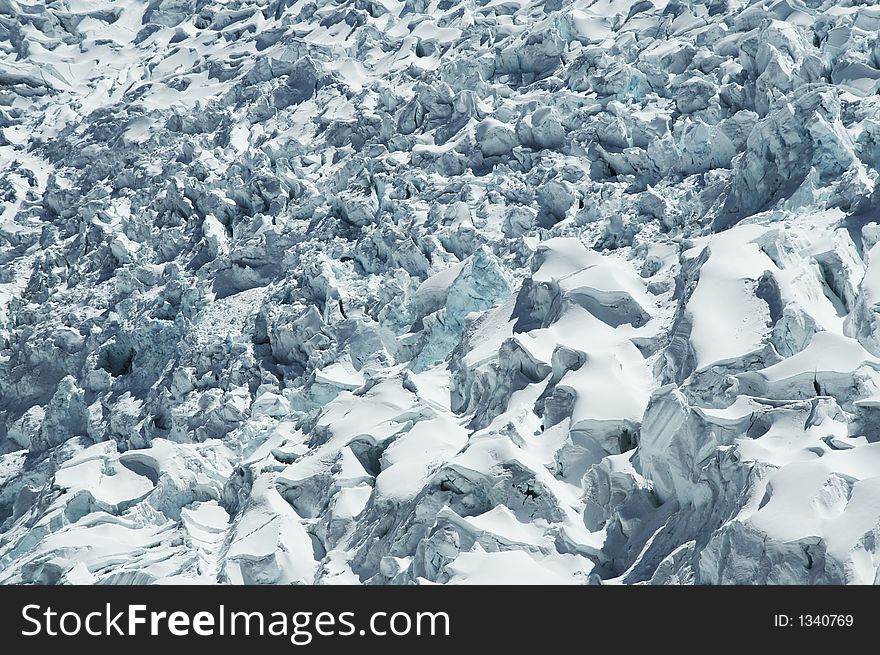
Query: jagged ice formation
3 0 880 584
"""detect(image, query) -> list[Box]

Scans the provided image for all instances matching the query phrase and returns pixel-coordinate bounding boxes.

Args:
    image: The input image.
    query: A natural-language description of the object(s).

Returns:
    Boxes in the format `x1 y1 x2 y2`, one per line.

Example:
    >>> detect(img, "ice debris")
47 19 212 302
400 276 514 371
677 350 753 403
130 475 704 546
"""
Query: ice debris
3 0 880 585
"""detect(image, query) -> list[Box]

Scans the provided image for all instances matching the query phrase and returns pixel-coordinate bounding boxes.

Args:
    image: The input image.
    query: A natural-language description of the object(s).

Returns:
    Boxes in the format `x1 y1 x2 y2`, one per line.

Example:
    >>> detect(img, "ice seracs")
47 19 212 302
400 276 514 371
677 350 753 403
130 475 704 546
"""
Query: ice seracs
3 0 880 585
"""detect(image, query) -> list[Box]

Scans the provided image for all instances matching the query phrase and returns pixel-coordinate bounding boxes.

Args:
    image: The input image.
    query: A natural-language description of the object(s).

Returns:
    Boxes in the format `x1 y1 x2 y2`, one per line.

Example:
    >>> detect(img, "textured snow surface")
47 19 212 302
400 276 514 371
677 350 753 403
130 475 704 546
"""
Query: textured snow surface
3 0 880 585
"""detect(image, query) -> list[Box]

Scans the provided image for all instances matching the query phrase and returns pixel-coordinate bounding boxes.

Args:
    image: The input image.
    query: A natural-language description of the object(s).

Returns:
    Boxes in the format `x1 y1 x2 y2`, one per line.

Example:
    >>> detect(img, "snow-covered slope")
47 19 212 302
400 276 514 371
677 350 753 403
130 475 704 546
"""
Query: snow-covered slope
2 0 880 584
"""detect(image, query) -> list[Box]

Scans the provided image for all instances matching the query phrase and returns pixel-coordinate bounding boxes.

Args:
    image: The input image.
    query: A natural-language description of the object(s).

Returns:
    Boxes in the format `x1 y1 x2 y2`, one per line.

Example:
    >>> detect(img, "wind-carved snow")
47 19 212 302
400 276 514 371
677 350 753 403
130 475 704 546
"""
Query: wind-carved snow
3 0 880 585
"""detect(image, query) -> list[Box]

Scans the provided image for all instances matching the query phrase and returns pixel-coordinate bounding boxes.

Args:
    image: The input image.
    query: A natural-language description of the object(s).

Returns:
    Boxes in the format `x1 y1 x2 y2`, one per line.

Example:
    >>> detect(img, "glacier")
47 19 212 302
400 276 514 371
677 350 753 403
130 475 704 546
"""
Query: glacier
2 0 880 585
